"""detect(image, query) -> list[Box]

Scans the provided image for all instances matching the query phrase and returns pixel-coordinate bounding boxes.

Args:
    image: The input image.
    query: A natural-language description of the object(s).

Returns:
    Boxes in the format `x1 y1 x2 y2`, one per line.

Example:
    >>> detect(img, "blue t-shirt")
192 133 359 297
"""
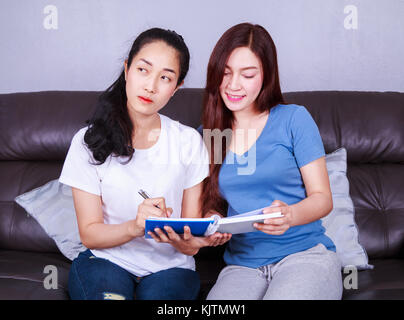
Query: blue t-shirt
219 104 335 268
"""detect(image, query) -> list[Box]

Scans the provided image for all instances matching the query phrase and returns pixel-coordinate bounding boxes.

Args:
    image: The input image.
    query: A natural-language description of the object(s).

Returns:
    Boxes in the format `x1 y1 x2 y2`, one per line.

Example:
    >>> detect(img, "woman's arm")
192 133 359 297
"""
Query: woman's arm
289 156 333 226
254 156 333 235
181 181 204 218
72 187 170 249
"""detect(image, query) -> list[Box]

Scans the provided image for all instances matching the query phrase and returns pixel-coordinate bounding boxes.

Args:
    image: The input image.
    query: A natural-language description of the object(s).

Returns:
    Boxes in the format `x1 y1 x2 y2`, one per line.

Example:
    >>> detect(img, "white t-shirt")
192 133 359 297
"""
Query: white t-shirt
59 113 209 277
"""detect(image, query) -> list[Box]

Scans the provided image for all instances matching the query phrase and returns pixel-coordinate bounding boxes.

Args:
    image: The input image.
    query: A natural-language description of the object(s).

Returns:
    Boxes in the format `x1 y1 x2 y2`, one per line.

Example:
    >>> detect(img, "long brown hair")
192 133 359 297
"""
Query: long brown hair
201 23 285 216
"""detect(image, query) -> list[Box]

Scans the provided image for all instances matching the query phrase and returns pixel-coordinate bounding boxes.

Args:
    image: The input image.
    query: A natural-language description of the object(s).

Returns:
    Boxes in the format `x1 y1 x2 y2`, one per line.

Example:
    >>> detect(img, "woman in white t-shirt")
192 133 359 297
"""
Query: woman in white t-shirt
59 28 231 300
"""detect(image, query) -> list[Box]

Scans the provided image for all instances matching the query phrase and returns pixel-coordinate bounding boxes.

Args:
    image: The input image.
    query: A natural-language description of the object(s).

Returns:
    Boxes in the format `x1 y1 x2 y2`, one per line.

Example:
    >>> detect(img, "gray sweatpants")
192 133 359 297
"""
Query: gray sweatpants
206 243 342 300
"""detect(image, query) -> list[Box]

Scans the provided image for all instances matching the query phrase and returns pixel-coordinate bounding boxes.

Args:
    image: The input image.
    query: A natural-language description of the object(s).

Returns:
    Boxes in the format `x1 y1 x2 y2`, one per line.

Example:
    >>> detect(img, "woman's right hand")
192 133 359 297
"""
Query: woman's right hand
129 198 173 238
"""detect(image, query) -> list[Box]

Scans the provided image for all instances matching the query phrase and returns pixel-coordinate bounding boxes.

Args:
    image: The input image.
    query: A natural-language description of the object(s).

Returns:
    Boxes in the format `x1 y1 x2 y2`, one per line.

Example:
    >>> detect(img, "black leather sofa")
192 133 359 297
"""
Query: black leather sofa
0 89 403 300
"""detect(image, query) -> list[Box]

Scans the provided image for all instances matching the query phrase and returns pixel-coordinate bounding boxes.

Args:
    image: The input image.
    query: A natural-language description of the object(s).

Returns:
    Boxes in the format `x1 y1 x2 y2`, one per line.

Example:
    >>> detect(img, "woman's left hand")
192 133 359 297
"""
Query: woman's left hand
253 200 294 235
148 226 232 256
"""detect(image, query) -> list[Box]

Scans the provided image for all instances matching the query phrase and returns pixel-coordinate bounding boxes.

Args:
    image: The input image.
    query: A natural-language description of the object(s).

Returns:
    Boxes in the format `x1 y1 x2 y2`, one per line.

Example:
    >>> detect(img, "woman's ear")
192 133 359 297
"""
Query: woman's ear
124 60 128 81
173 80 184 96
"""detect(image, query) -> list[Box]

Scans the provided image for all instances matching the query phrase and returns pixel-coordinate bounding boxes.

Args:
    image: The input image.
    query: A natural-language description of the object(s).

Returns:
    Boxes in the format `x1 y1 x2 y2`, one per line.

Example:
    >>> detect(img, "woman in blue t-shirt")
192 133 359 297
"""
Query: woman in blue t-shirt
201 23 343 300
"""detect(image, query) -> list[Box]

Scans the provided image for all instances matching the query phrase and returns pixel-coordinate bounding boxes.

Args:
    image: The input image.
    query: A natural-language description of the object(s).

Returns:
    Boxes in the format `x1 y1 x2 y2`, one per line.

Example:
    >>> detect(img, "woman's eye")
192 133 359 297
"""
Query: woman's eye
137 67 147 73
161 75 171 82
243 74 255 79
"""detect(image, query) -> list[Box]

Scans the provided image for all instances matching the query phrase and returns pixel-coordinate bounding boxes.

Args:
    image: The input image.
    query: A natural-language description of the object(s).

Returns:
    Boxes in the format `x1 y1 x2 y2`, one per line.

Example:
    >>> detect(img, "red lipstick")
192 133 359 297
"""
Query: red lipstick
138 96 153 103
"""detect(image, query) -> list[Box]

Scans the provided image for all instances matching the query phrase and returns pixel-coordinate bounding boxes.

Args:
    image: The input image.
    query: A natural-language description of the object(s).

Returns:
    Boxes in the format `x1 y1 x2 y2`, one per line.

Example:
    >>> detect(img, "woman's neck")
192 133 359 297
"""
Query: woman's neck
129 110 161 149
132 112 160 133
232 104 268 129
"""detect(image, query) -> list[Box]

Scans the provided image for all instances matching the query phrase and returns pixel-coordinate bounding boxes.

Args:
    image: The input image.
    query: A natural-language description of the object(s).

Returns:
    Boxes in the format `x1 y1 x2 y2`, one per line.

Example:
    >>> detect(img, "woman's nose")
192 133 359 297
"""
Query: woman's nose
228 74 241 91
144 75 158 93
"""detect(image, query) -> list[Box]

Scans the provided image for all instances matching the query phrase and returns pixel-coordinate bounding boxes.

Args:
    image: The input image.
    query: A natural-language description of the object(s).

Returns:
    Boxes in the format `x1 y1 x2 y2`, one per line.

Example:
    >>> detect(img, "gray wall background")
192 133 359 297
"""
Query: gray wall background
1 0 403 94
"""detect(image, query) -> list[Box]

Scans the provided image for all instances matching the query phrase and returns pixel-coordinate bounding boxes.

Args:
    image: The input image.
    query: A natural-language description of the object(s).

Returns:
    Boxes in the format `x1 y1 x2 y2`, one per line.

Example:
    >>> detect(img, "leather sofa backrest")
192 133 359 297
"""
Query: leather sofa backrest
0 91 98 252
1 90 403 259
0 89 204 253
285 91 404 259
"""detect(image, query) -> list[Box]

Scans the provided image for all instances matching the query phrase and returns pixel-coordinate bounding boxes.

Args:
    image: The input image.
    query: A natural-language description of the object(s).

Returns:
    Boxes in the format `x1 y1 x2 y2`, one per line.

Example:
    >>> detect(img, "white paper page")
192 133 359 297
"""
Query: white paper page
216 211 283 234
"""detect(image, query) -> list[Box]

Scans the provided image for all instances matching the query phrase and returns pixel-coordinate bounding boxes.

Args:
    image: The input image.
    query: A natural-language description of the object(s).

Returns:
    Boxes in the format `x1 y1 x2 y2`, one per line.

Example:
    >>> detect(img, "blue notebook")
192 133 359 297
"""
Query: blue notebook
144 207 283 238
145 217 215 239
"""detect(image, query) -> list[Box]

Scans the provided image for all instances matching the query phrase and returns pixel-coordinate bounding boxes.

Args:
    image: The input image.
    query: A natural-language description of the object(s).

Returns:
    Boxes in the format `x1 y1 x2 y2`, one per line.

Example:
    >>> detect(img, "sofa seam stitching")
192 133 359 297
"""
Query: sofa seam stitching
9 162 30 247
375 165 389 256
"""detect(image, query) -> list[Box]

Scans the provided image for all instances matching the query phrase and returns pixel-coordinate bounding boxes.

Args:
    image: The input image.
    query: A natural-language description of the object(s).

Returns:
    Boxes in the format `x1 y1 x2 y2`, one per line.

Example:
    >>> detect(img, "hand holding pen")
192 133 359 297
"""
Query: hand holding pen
128 190 173 238
138 189 173 218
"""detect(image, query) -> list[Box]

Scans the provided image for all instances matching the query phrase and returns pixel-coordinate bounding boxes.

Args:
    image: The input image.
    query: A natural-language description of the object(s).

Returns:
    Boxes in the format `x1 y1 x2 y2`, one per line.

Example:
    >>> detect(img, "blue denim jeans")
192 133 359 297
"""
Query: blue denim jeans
68 249 200 300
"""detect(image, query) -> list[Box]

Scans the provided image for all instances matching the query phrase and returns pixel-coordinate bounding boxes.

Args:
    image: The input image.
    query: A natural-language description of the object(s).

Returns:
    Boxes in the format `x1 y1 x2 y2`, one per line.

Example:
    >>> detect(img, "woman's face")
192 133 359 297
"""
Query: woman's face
220 46 264 114
125 41 181 117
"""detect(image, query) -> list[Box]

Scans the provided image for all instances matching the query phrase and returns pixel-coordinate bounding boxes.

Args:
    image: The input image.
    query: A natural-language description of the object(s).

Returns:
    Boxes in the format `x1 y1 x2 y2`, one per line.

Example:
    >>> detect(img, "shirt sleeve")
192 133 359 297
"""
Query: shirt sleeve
290 106 325 168
182 129 210 189
59 128 101 195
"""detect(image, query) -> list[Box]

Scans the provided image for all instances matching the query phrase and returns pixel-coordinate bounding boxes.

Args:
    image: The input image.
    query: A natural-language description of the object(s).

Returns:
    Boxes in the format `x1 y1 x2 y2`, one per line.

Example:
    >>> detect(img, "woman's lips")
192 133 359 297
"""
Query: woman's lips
226 93 245 102
138 96 153 103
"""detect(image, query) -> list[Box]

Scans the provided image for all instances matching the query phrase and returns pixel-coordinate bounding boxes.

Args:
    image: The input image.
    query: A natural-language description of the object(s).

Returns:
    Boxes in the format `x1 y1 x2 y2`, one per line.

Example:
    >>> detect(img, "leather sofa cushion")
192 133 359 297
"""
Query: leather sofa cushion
342 259 404 300
0 161 62 252
0 250 70 299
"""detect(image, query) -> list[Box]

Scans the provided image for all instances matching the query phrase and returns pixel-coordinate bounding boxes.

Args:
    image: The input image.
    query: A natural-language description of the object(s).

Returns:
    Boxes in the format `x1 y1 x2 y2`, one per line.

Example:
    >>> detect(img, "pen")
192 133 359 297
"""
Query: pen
138 189 152 201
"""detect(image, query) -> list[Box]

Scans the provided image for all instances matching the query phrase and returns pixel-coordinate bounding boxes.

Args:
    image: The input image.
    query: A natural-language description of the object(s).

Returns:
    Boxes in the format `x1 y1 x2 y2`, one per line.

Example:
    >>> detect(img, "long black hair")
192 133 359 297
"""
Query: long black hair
84 28 190 164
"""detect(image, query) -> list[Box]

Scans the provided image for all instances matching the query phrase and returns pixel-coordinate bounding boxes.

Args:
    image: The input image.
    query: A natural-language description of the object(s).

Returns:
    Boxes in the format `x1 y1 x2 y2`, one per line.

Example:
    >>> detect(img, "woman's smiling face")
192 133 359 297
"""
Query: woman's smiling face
125 40 181 117
220 46 264 114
